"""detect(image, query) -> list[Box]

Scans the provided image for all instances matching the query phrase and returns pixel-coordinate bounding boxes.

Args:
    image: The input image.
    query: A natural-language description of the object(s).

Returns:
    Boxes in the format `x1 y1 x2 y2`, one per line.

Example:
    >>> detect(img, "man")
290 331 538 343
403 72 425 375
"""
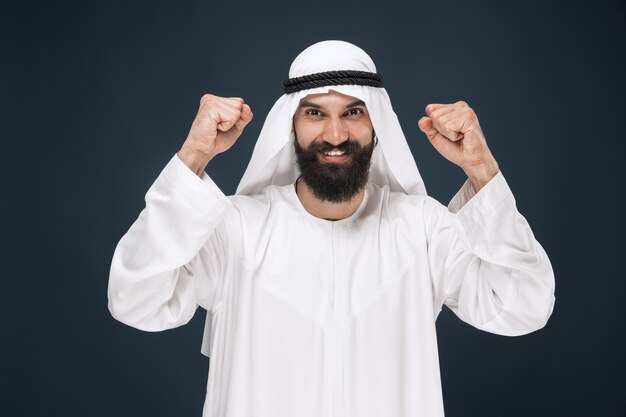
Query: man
108 40 555 416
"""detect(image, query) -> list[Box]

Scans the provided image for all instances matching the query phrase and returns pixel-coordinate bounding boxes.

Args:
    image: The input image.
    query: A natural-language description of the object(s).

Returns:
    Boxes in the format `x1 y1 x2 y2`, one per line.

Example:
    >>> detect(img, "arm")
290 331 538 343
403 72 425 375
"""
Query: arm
418 101 554 335
108 94 253 331
107 154 233 331
425 172 555 336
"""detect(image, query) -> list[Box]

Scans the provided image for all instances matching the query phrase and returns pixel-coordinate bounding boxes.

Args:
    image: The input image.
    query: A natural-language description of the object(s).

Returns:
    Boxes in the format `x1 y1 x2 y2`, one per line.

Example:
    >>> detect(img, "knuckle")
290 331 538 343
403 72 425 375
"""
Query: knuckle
200 94 215 104
232 98 244 109
457 100 468 107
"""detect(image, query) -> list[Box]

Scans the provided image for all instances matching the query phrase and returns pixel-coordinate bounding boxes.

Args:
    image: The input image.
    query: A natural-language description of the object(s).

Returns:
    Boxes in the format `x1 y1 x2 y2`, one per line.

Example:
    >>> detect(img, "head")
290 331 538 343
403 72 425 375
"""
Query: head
235 40 425 198
293 89 376 203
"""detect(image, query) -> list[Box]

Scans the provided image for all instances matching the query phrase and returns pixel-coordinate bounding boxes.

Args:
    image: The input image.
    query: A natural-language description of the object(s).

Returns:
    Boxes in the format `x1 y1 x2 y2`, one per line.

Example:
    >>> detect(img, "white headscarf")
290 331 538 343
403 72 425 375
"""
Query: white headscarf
236 40 426 197
202 40 426 356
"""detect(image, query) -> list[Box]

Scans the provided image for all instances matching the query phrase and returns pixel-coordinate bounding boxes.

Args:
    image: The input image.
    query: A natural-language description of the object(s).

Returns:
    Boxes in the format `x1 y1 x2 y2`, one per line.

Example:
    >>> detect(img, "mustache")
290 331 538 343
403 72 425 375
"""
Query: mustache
307 140 364 154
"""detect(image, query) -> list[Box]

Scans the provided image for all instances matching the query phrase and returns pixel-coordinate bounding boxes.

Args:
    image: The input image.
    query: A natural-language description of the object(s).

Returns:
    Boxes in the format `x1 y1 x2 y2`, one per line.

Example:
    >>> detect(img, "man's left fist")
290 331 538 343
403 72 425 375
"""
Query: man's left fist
418 100 499 190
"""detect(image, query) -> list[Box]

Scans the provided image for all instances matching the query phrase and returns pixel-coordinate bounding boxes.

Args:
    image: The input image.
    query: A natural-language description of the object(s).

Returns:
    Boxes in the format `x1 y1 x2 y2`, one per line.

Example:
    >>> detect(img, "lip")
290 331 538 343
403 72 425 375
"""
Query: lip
318 151 351 163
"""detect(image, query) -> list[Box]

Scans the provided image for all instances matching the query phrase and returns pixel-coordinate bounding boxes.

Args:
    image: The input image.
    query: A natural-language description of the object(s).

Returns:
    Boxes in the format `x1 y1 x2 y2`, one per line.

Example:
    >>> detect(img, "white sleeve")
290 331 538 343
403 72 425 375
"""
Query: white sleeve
425 171 556 336
107 154 233 332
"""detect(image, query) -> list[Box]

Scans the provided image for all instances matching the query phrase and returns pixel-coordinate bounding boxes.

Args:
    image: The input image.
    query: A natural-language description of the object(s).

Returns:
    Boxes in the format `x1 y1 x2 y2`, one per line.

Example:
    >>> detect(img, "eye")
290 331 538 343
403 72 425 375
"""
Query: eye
345 108 364 117
305 109 323 117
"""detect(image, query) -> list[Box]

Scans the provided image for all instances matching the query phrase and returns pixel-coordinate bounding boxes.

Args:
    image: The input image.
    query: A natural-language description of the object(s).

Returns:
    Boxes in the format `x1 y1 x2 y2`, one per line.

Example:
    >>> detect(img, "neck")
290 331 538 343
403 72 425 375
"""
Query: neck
295 178 365 221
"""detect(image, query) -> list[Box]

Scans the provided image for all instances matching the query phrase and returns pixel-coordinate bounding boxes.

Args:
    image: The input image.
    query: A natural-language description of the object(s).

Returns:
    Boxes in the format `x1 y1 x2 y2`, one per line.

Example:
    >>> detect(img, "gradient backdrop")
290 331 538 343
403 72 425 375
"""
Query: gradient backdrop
3 0 625 416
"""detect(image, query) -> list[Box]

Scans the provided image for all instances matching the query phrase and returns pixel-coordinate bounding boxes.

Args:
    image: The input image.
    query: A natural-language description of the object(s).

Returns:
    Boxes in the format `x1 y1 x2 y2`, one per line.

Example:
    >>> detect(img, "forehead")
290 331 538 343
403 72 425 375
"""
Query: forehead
298 89 366 108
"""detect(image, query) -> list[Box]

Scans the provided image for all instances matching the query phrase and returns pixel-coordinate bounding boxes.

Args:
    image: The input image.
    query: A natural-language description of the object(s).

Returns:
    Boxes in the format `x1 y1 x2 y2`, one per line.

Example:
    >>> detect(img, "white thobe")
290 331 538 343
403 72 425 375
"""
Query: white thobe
108 154 555 417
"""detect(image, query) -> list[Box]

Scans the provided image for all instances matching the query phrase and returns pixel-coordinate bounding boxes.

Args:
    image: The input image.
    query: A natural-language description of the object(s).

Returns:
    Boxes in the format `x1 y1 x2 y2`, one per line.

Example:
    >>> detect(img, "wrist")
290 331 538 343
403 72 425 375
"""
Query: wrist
463 159 499 192
177 147 215 177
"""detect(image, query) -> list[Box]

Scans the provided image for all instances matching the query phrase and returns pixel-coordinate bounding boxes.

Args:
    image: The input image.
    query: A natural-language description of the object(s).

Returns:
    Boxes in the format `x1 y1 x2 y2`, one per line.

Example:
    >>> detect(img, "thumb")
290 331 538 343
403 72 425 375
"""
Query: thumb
235 103 253 130
418 116 437 139
224 103 253 140
419 115 460 163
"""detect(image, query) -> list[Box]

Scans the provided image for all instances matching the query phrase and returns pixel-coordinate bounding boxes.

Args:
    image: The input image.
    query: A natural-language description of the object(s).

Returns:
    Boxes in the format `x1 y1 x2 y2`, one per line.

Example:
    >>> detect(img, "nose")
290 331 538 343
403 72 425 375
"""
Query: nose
322 116 348 146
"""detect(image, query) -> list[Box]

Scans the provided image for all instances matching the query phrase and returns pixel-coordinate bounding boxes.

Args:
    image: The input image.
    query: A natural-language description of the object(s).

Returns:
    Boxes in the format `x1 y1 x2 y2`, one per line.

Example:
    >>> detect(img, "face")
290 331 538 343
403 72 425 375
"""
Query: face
293 90 376 203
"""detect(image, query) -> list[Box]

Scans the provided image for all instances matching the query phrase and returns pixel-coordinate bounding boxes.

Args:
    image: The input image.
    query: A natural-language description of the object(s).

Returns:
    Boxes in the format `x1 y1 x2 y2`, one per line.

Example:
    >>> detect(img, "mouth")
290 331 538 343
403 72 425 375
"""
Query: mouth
318 149 351 163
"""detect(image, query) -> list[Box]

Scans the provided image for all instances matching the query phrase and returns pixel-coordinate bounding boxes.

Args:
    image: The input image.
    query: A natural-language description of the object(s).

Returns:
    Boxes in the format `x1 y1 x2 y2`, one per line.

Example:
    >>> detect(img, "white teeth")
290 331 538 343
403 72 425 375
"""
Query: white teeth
323 150 345 156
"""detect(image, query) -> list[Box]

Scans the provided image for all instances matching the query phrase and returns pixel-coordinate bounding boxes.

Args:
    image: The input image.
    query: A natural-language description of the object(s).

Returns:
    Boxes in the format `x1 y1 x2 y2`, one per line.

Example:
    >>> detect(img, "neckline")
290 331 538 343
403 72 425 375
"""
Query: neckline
287 181 370 227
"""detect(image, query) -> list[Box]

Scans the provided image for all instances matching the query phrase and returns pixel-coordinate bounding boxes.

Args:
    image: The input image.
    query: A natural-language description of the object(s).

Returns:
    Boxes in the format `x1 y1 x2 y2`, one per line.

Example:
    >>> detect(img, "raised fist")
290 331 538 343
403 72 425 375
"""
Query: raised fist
178 94 253 175
418 100 499 190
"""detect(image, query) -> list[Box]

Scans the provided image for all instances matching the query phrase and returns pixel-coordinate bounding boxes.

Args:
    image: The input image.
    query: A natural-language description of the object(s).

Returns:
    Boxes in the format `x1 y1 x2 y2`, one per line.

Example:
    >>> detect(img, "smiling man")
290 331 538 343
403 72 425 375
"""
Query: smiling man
108 41 556 417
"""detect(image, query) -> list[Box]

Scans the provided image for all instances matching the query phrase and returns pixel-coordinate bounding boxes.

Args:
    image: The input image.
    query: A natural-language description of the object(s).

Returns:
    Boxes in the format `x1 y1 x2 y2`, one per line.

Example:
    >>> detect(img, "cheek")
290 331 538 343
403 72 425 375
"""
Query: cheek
295 123 324 144
350 125 374 142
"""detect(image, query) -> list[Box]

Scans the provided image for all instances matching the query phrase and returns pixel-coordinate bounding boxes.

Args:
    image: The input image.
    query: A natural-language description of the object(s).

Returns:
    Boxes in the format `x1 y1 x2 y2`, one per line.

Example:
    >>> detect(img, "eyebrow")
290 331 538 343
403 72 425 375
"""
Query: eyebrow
298 99 366 110
298 101 322 110
346 100 366 108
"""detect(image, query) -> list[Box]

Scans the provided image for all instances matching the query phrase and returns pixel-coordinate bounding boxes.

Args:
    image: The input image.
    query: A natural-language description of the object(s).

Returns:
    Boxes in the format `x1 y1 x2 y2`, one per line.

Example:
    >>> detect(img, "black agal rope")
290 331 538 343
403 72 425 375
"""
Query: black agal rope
284 70 383 94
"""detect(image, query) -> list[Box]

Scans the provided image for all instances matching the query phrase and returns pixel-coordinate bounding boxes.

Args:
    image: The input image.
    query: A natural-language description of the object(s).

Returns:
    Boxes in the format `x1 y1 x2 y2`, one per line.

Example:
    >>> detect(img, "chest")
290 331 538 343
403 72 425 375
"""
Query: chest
237 213 427 328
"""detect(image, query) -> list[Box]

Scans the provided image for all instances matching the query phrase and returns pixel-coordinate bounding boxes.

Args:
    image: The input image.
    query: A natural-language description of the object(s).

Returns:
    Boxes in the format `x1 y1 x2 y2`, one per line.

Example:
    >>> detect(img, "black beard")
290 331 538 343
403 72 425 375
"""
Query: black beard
294 135 375 203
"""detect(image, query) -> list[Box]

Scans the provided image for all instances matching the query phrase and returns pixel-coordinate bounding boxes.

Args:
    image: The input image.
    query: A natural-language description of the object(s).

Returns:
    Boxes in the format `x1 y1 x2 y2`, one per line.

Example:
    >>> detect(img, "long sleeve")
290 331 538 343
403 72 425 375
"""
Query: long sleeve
108 154 233 332
425 171 555 336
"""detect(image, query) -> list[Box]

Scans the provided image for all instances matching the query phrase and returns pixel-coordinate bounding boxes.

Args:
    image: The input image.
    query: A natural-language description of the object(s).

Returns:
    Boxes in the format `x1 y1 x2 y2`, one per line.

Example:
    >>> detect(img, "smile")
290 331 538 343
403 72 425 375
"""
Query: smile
318 150 351 163
323 149 346 156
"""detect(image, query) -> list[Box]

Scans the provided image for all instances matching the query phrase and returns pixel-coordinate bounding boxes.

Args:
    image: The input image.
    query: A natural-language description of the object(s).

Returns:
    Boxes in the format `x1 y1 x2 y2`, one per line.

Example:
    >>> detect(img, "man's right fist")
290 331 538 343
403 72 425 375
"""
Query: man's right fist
177 94 253 176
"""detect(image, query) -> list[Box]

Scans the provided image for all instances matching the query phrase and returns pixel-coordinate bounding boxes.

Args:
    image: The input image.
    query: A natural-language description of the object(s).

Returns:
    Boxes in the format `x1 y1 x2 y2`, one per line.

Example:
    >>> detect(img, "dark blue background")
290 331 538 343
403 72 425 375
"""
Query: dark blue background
4 0 625 416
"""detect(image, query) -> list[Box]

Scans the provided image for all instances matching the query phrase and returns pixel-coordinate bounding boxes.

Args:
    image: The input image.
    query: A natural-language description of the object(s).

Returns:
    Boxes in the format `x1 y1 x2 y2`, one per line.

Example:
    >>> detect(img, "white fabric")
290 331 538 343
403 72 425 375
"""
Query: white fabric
207 39 428 360
108 154 555 417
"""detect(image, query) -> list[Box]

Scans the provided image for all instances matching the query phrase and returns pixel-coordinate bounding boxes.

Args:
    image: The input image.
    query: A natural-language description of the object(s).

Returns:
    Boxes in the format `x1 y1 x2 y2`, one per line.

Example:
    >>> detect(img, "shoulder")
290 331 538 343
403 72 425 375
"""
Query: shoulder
224 184 295 224
227 184 291 209
357 182 433 244
357 182 435 236
219 185 295 248
365 182 430 216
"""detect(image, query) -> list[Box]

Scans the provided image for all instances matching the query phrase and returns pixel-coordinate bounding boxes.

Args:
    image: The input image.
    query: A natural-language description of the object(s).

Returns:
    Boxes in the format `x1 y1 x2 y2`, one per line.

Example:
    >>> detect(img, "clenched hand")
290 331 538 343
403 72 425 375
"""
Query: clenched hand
418 101 499 191
178 94 253 176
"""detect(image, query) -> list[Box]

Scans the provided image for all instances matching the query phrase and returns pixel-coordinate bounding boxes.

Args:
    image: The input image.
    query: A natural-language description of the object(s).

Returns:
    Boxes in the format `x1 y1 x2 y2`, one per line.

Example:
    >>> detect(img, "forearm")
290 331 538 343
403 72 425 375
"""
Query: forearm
108 154 232 330
454 181 555 335
177 146 216 177
463 157 500 193
431 171 555 336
